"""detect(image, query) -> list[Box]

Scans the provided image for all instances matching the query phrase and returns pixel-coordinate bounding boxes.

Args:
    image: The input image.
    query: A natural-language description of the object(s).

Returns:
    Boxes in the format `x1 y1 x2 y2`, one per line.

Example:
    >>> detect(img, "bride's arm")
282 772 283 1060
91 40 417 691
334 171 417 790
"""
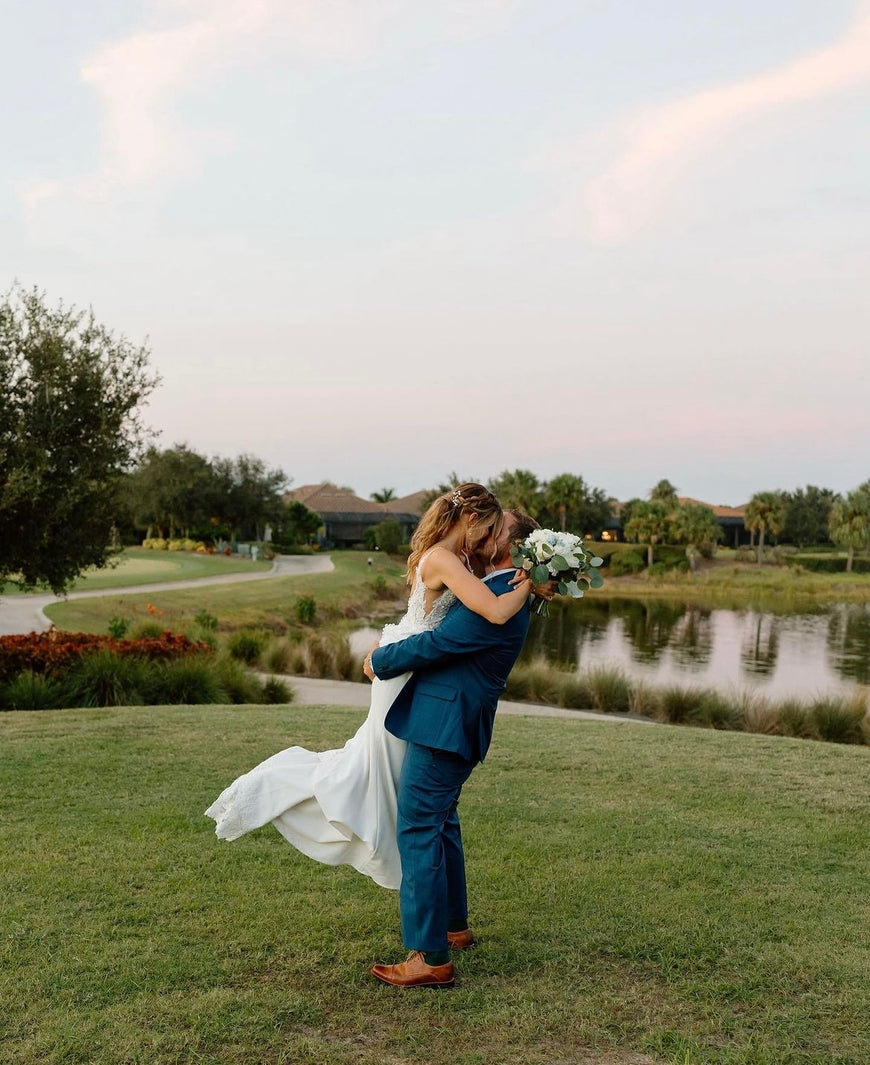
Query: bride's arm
423 548 531 625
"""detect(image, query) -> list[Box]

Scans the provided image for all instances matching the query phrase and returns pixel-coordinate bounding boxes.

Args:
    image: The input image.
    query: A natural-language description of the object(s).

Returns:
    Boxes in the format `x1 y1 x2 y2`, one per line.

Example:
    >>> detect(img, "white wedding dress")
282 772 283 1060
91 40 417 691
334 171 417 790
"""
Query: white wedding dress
205 563 456 890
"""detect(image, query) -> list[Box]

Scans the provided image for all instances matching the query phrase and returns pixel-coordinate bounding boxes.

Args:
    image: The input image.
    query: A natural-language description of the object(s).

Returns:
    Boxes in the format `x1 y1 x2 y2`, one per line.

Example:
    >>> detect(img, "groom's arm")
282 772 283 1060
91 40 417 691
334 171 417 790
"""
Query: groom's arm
369 603 524 680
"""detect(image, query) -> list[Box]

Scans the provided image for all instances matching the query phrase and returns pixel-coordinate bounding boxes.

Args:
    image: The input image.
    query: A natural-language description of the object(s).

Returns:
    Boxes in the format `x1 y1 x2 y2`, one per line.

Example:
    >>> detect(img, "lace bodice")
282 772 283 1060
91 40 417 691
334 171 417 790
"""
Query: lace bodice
378 559 457 648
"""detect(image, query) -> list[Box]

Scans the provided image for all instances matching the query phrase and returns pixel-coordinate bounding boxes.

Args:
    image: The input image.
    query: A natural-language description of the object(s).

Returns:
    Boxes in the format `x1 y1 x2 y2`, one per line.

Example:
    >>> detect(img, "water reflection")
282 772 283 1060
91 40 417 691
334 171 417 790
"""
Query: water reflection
356 599 870 699
517 599 870 699
740 615 779 676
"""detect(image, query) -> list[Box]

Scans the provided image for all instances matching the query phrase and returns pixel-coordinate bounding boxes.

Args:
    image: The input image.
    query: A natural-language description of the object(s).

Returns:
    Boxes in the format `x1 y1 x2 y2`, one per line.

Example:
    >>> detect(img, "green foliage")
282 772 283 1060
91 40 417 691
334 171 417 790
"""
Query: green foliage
264 638 292 673
294 594 317 625
1 670 66 711
584 666 631 714
277 500 322 547
783 485 838 546
64 650 149 707
193 609 219 632
226 629 266 665
129 620 165 640
809 695 867 744
148 656 226 705
787 554 870 574
745 490 789 564
261 675 294 704
212 656 263 703
829 484 870 571
608 549 646 576
0 284 159 592
107 616 129 639
372 518 402 554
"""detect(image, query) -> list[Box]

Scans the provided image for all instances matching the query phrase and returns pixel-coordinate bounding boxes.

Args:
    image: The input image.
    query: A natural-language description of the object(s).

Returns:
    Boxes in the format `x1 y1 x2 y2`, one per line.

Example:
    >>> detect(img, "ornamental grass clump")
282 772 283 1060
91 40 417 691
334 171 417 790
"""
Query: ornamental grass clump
778 699 815 739
261 676 294 704
505 657 563 705
657 684 703 724
291 632 355 679
213 656 264 704
65 650 150 707
555 673 595 711
227 629 267 665
694 690 744 731
1 671 66 711
584 666 632 715
264 639 292 674
809 695 868 745
149 656 226 706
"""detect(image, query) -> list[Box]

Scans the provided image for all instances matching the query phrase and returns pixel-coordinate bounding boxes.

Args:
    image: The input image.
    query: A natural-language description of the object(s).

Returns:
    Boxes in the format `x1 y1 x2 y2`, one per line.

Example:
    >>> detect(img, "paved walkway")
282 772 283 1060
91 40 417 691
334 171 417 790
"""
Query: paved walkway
0 555 334 636
285 675 654 725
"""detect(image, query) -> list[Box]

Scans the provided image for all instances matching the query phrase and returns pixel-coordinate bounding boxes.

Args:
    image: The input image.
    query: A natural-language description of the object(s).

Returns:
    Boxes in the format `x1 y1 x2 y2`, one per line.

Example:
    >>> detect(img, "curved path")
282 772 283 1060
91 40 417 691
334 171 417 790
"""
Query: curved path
0 554 334 637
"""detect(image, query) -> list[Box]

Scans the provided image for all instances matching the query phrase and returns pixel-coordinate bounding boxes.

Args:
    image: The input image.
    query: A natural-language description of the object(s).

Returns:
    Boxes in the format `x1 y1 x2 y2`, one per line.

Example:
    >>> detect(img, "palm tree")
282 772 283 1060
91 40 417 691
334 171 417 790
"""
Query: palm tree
829 486 870 572
623 500 671 568
671 502 720 571
370 488 397 503
542 473 587 532
487 469 542 516
650 479 679 507
744 491 788 566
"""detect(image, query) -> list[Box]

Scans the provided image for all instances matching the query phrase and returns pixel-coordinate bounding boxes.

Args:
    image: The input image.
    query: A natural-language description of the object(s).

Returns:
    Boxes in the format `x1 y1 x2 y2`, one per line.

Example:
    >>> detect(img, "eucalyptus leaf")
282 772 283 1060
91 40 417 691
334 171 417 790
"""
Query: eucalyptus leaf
589 570 604 589
590 556 604 567
532 564 550 584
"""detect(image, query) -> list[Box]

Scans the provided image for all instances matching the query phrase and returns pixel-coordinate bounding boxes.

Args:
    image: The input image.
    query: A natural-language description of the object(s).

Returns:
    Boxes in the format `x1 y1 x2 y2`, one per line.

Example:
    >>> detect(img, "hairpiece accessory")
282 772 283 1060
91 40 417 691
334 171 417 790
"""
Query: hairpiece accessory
451 489 463 508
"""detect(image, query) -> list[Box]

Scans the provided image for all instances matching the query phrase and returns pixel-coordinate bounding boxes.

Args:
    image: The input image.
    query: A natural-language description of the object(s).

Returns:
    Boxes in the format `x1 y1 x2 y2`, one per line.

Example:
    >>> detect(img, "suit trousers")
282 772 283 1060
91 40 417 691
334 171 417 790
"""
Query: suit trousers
396 741 475 952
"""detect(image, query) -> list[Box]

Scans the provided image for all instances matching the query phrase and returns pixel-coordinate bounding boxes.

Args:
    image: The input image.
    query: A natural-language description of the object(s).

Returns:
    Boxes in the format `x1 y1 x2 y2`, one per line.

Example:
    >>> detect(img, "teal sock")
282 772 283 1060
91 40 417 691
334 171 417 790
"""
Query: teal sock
423 950 450 966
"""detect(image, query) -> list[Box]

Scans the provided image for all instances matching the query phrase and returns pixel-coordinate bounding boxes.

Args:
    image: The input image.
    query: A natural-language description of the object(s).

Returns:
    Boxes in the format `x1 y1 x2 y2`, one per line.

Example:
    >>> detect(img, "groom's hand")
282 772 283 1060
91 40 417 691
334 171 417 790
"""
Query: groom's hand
532 579 558 602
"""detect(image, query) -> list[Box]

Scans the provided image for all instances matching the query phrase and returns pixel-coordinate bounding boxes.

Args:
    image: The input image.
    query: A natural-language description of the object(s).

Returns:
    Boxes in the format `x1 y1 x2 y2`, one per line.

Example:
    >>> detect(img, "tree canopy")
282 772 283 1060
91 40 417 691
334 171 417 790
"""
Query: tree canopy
0 286 159 592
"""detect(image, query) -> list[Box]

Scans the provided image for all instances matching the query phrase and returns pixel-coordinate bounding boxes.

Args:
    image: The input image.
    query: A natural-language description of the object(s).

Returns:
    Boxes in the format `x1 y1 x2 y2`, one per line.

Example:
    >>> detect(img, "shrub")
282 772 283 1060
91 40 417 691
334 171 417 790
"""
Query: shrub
264 639 293 673
129 621 166 640
107 616 129 639
584 667 632 714
65 651 149 707
608 550 646 576
227 630 266 665
505 658 563 705
778 699 814 738
148 656 226 705
291 632 355 679
629 682 661 719
555 674 595 711
214 656 267 703
294 595 317 625
657 685 702 724
809 695 867 745
694 690 743 731
1 671 66 711
194 609 219 632
739 692 779 734
262 676 294 704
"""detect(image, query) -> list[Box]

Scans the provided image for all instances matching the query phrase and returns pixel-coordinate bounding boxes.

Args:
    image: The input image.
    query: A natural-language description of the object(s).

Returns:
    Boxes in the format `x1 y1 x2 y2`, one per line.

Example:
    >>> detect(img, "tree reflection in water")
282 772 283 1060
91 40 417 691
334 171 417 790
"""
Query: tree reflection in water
740 614 780 676
826 606 870 685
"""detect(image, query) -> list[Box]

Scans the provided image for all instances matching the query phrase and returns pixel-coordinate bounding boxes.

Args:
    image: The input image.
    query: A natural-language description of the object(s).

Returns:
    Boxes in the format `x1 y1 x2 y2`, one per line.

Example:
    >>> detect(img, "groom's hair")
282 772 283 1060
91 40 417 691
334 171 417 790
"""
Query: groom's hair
505 509 540 544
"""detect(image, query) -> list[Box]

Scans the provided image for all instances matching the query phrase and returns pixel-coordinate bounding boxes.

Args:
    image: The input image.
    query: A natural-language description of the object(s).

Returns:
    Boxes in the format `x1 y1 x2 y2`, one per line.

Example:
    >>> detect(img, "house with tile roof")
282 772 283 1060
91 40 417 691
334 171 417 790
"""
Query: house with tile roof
284 484 424 548
602 497 748 547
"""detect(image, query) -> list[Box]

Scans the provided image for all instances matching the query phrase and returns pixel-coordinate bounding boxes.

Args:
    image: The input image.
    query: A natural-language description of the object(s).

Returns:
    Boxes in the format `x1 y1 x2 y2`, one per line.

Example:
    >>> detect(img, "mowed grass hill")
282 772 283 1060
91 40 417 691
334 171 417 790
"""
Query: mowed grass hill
2 703 869 1065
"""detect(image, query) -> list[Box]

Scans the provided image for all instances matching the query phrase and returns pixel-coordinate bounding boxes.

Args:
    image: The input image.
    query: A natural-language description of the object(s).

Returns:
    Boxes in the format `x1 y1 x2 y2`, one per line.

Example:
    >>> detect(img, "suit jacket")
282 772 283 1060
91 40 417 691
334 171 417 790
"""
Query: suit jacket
370 570 530 763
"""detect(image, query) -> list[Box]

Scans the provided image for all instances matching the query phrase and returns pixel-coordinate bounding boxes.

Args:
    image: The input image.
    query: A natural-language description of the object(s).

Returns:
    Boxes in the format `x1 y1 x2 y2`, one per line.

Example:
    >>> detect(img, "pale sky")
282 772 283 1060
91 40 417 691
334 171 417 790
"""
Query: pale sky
4 0 869 505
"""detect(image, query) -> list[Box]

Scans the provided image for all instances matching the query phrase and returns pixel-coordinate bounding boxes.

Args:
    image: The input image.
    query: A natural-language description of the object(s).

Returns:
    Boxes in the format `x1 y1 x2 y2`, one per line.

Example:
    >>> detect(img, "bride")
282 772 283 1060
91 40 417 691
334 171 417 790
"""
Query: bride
205 483 535 889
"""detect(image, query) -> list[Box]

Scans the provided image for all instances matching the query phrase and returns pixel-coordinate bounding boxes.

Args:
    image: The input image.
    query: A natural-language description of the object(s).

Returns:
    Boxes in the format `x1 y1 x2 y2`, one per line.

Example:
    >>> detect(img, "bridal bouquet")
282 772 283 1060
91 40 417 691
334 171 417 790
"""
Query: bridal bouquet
511 528 604 616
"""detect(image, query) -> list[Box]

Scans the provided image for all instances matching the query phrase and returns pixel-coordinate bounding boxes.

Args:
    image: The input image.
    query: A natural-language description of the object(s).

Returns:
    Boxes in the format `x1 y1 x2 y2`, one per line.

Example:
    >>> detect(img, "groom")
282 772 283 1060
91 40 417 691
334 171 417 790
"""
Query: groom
363 510 549 989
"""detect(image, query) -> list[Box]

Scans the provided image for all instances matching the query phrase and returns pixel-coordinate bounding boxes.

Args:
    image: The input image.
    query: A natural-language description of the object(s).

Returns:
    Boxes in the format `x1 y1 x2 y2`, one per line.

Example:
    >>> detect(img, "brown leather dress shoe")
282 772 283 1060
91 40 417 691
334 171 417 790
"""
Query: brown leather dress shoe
371 951 455 988
447 928 476 950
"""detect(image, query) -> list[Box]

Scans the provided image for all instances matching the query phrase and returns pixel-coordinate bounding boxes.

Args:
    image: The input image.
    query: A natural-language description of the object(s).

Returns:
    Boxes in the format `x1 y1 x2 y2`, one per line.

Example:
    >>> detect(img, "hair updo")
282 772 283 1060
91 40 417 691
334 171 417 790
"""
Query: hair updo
406 482 503 585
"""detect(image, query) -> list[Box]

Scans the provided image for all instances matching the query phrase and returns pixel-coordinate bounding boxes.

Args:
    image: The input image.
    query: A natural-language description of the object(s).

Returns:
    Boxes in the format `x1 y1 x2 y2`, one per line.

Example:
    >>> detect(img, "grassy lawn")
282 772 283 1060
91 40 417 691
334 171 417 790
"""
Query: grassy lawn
44 552 407 634
2 705 869 1065
600 560 870 611
1 548 272 598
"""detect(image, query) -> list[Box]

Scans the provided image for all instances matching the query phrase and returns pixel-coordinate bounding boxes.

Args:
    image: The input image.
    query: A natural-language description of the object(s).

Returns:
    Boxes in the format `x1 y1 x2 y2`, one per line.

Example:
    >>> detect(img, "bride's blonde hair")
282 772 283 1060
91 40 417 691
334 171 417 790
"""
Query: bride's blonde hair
406 482 504 585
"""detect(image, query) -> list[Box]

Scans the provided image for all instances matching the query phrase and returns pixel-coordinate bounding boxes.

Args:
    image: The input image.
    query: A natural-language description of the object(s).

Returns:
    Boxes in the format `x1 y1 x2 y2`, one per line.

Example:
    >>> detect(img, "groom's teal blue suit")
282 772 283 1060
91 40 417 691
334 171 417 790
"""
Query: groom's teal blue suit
370 569 531 952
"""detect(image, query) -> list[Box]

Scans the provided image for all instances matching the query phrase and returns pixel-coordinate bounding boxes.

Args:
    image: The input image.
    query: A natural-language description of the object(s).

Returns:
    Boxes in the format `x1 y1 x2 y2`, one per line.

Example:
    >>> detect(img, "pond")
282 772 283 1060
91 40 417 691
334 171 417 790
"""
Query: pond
353 599 870 700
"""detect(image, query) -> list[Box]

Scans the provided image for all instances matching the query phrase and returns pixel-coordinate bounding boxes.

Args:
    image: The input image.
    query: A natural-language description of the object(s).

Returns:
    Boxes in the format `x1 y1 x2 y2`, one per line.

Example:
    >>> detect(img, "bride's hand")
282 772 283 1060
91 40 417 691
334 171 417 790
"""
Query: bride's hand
532 578 558 602
508 568 532 588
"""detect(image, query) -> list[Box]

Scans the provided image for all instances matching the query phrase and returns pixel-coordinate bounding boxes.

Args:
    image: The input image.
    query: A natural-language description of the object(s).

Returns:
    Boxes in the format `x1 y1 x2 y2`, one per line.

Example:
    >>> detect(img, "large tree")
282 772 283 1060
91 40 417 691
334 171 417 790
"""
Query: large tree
210 454 289 541
829 485 870 573
671 501 721 571
744 491 788 566
540 473 611 536
125 444 214 539
487 469 543 516
650 479 679 507
0 286 159 592
623 500 671 568
782 485 837 547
